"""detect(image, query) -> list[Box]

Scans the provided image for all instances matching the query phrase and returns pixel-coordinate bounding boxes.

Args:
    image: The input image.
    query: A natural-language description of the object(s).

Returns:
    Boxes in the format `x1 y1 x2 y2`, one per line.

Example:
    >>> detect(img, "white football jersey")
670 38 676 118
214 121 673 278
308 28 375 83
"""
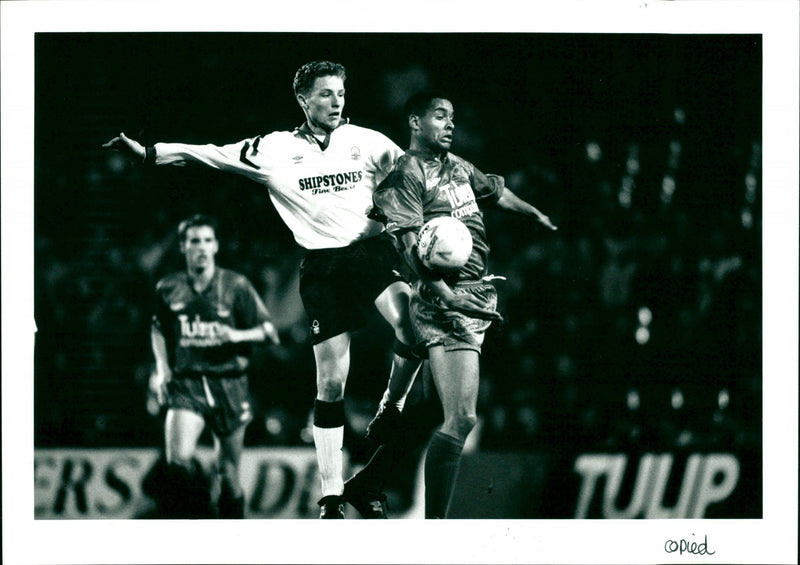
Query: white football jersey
153 122 404 249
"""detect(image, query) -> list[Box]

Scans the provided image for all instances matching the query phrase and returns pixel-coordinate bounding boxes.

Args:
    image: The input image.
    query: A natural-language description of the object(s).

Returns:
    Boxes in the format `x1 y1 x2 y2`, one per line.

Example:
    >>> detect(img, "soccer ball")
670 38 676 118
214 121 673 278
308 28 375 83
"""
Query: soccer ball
416 216 473 272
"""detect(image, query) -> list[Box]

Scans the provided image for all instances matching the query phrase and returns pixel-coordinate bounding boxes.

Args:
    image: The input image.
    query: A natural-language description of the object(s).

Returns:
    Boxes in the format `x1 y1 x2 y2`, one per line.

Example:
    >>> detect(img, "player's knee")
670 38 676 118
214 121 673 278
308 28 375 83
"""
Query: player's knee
378 283 412 329
165 450 194 470
317 359 347 402
314 345 348 396
449 411 477 440
316 371 346 400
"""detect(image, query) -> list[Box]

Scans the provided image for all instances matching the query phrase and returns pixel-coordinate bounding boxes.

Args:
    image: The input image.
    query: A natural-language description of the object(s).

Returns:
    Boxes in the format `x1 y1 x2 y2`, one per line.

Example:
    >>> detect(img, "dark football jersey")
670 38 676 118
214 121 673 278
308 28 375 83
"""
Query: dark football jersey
154 267 270 375
372 149 504 282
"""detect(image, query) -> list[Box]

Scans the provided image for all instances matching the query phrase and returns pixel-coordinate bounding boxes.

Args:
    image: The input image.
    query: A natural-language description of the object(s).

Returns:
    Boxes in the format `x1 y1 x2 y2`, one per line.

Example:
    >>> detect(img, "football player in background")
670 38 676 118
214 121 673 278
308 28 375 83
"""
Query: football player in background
151 214 280 518
369 92 556 518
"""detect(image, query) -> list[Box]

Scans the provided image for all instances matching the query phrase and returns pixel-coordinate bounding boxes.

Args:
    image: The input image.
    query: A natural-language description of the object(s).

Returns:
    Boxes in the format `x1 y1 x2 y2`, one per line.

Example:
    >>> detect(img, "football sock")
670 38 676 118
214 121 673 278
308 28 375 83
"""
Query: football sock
218 492 245 519
352 444 390 489
162 461 212 518
424 431 465 519
313 399 346 497
385 347 422 411
217 480 245 519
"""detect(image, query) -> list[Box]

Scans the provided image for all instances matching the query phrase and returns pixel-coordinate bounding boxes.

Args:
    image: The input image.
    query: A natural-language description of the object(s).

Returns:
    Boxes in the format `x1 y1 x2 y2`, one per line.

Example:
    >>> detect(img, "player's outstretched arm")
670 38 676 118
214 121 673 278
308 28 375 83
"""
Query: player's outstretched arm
496 188 558 231
102 132 146 162
104 131 266 183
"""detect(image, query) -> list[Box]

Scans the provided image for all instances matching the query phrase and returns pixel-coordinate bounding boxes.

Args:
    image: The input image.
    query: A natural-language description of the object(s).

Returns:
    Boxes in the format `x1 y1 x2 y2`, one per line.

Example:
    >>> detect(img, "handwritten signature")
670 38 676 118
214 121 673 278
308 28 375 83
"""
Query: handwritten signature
664 534 716 556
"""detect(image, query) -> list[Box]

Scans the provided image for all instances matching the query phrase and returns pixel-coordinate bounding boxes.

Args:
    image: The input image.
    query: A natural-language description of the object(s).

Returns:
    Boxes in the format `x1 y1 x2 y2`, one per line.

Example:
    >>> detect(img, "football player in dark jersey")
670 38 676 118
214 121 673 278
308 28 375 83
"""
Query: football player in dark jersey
368 92 556 518
151 214 280 518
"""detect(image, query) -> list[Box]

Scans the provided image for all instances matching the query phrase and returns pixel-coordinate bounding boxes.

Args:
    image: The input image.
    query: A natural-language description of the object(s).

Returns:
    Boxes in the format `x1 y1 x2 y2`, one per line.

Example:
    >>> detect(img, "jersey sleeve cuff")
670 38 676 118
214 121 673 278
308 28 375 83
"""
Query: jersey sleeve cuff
143 146 157 165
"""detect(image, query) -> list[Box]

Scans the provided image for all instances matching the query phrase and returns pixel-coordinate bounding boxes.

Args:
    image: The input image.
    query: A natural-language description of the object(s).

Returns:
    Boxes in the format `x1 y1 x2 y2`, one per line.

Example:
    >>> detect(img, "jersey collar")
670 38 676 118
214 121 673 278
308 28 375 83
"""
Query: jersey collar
186 266 219 295
295 118 349 150
406 147 450 163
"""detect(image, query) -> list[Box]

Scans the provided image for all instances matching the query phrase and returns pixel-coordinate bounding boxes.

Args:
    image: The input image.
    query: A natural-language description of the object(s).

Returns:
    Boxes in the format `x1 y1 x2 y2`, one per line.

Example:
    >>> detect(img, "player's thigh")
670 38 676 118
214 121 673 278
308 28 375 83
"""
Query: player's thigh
374 280 414 339
165 408 206 463
427 345 480 417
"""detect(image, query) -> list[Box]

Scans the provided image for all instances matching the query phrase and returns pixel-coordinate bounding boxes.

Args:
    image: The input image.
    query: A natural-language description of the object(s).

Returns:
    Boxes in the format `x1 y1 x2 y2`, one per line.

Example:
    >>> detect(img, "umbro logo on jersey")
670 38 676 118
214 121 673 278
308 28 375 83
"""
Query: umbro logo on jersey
170 302 185 311
312 320 321 335
350 146 361 160
293 155 304 164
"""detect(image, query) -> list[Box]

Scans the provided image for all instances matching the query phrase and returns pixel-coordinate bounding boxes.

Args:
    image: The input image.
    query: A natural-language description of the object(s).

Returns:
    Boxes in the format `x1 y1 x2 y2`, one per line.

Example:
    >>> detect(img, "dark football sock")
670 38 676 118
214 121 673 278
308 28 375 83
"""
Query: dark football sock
217 487 245 519
161 461 212 518
350 394 443 489
424 431 465 519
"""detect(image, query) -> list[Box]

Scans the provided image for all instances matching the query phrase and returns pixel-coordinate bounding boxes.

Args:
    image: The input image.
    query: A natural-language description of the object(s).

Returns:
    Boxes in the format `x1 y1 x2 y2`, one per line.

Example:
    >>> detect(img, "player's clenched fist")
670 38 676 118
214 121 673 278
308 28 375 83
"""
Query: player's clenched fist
148 369 170 407
102 132 146 162
261 321 281 346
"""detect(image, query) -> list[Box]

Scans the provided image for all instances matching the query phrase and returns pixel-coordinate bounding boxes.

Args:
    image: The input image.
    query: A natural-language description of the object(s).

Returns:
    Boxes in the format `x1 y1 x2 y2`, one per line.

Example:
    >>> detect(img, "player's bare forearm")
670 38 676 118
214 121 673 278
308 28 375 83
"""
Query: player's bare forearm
496 188 557 231
217 322 280 345
150 325 172 379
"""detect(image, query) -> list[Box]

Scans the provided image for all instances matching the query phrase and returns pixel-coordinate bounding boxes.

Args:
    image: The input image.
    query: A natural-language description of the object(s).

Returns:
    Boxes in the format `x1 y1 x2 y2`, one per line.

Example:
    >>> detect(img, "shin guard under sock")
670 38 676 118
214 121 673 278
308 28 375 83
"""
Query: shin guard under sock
424 431 465 519
313 399 345 497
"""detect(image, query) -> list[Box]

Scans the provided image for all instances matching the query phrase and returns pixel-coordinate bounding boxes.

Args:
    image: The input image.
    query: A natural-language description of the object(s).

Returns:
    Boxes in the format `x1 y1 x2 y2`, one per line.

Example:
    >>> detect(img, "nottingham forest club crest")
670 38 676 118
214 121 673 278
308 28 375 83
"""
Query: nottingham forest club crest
351 146 361 160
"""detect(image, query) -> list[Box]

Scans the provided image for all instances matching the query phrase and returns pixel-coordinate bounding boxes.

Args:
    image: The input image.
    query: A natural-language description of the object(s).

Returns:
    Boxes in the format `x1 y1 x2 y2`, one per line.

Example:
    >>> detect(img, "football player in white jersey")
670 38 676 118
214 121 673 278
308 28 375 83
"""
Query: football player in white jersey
104 61 422 518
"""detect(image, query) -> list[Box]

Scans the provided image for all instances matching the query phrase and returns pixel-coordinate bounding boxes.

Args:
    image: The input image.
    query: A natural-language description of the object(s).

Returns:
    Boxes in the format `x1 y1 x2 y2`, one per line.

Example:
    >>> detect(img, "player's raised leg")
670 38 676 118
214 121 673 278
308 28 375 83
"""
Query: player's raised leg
339 282 420 518
312 331 351 518
424 345 480 519
371 281 422 440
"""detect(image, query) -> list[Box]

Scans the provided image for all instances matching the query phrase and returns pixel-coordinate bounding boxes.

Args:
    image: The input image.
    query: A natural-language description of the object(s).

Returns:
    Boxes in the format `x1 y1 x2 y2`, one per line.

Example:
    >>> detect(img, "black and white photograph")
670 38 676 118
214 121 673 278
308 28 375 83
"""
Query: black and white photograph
2 1 797 564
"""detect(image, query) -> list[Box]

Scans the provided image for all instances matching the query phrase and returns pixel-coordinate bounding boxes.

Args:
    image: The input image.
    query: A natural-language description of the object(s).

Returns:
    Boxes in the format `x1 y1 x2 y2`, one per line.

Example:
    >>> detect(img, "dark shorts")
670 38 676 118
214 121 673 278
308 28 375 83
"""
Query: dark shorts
299 233 406 344
167 373 253 437
410 280 497 354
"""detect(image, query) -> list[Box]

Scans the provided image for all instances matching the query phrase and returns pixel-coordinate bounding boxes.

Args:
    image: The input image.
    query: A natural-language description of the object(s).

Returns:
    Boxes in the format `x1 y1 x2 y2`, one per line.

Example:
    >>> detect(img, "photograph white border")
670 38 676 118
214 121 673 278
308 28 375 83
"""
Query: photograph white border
2 1 797 564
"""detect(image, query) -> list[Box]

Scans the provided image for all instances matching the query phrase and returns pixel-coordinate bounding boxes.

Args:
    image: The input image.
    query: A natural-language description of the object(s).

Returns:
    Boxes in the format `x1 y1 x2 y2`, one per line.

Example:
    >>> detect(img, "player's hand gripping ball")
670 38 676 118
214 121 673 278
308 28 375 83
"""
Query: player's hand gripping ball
416 216 473 272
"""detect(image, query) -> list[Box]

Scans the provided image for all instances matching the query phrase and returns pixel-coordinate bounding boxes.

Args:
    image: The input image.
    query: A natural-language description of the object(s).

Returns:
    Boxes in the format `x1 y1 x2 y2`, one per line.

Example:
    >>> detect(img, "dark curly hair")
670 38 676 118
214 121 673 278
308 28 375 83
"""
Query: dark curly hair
404 91 452 119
